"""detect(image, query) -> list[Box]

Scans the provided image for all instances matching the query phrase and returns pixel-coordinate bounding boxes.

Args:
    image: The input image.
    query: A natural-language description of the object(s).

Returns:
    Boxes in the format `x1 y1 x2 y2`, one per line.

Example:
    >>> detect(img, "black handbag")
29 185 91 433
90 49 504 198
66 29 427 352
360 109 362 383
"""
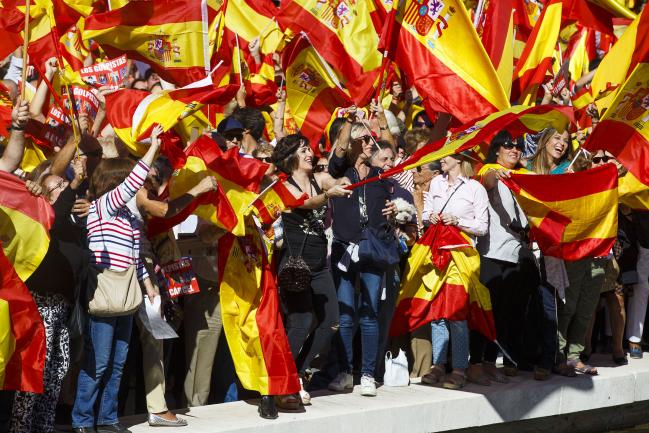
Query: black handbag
355 171 401 268
278 227 311 293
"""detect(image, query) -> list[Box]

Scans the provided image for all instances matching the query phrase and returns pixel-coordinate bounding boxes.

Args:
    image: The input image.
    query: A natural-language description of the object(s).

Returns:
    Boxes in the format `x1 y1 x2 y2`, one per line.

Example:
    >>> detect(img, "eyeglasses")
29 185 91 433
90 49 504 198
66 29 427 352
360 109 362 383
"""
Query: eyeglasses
223 131 243 142
501 141 524 151
592 155 614 164
257 156 272 163
314 164 328 173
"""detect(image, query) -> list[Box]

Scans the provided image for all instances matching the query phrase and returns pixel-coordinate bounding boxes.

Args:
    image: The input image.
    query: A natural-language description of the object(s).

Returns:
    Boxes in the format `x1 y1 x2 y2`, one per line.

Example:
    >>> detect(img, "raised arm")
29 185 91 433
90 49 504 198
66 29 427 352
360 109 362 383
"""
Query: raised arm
29 58 57 122
333 105 356 159
0 98 29 173
137 175 218 219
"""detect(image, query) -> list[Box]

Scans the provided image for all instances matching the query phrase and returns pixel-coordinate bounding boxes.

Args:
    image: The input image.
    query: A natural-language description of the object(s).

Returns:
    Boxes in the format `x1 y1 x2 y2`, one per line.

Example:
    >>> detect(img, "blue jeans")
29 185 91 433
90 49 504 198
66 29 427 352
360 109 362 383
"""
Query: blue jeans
72 314 133 428
432 319 469 370
332 241 383 376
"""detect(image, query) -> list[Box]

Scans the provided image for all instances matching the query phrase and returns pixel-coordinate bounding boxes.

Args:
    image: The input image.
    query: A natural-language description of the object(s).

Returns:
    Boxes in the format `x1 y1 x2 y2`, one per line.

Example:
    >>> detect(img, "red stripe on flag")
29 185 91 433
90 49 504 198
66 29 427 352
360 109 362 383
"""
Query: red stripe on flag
0 171 54 229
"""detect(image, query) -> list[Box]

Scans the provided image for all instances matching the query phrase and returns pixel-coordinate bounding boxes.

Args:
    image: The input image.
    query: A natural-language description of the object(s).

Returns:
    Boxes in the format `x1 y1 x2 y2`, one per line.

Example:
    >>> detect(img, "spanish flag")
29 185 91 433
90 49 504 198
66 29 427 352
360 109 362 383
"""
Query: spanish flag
104 89 151 156
585 63 649 188
82 0 211 87
511 0 562 105
282 34 351 153
502 164 619 261
348 104 574 190
167 136 268 237
588 0 636 19
278 0 382 105
478 0 514 99
0 170 51 393
218 220 300 396
246 180 307 226
562 0 615 35
619 172 649 211
591 8 649 111
389 224 496 341
377 0 510 124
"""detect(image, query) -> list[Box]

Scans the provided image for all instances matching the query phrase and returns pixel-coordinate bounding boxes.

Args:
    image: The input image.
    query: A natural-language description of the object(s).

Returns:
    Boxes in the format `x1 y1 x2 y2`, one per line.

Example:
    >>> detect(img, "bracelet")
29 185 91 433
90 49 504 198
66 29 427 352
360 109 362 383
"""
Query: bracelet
11 123 24 131
324 190 329 200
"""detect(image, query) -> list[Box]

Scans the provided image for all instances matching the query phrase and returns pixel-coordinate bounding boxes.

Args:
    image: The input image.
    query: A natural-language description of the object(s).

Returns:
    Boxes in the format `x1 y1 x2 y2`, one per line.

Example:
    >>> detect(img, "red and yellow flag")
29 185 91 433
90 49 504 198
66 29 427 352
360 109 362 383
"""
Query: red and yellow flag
282 35 352 153
502 164 619 261
246 181 306 226
82 0 211 87
0 170 52 393
591 8 648 111
511 0 562 105
478 0 514 99
390 224 495 341
585 63 649 190
588 0 636 20
218 220 300 396
562 0 615 35
278 0 382 106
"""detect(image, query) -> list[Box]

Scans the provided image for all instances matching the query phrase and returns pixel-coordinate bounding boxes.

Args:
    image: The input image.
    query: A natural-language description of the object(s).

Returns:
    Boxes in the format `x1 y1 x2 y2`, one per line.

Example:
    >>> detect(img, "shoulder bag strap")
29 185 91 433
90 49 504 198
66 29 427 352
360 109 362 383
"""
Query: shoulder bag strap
438 180 464 214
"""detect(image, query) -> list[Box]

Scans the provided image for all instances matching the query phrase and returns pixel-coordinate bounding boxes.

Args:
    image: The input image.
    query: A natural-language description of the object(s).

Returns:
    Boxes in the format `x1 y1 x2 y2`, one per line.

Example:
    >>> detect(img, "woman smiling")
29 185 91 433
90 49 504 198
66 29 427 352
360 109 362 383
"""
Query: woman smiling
527 128 573 175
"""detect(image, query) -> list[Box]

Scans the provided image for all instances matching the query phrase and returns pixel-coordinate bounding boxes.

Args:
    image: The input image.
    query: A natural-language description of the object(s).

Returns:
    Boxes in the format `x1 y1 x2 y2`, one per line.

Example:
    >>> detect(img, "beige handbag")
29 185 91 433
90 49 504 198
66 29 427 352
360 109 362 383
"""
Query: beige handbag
88 265 142 317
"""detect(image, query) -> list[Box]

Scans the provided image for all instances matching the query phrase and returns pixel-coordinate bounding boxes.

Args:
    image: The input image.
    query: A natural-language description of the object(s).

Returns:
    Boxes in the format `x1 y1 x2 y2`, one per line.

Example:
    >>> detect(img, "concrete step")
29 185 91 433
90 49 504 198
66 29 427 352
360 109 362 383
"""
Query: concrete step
123 354 649 433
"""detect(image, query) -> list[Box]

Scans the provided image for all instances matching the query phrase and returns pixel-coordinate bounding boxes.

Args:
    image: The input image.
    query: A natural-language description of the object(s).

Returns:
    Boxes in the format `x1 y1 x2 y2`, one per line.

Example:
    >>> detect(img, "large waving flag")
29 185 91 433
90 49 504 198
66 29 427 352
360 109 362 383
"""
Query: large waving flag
585 63 649 193
166 137 268 237
377 0 510 124
511 0 562 105
218 220 300 396
478 0 514 99
83 0 211 87
282 34 352 152
502 164 619 261
0 171 51 393
278 0 382 105
389 224 495 341
348 104 574 189
588 0 636 20
563 0 615 35
590 8 649 111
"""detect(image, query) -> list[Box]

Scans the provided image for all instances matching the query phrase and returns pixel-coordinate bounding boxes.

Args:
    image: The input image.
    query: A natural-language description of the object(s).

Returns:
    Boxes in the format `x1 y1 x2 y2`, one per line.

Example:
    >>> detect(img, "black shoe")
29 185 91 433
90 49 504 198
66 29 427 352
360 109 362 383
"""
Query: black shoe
96 423 131 433
72 428 97 433
258 395 278 420
613 355 629 366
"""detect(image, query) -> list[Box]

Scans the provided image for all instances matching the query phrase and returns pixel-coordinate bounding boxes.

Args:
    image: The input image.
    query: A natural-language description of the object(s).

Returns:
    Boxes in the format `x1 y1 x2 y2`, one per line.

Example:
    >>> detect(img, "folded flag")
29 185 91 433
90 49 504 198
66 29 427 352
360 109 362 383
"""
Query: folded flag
389 223 496 341
245 180 307 226
218 219 300 396
502 164 619 261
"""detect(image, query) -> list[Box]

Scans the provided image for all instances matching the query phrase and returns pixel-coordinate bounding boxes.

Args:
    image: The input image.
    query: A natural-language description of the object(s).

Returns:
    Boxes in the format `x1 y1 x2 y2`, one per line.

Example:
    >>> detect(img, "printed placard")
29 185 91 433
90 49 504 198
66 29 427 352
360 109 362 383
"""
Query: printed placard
159 258 200 298
80 55 129 89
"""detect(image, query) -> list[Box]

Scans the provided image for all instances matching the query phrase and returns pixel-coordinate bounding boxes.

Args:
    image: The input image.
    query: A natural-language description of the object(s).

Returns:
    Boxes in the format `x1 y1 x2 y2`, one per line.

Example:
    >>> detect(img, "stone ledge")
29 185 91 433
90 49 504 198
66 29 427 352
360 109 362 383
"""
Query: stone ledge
124 354 649 433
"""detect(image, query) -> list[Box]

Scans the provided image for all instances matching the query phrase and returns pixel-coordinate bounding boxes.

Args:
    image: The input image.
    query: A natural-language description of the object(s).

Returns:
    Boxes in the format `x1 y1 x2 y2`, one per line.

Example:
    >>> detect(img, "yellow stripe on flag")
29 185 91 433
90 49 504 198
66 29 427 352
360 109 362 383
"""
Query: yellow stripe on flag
0 299 15 389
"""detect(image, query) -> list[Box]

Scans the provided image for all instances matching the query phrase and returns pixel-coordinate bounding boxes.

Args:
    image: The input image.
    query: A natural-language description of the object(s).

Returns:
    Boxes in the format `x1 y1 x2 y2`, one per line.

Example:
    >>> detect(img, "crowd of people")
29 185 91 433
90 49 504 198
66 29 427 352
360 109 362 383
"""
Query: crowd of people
0 1 648 433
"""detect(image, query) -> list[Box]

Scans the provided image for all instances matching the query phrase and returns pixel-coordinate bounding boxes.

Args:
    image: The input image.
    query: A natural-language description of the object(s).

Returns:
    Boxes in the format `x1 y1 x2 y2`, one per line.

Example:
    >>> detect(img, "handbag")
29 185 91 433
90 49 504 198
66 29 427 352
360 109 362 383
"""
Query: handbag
355 171 401 268
88 265 143 317
278 231 311 293
383 349 410 387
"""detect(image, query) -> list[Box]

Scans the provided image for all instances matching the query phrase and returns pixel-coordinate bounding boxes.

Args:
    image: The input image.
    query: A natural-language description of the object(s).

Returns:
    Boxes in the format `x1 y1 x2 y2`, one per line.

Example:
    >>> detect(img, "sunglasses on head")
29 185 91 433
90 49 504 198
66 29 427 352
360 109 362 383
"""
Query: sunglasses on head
501 141 523 150
592 155 614 164
223 131 243 142
314 164 327 173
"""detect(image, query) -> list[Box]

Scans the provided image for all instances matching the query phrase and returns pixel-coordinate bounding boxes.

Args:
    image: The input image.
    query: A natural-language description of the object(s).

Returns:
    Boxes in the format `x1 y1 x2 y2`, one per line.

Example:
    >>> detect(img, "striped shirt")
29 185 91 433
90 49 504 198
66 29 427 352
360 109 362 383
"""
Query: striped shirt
87 160 150 281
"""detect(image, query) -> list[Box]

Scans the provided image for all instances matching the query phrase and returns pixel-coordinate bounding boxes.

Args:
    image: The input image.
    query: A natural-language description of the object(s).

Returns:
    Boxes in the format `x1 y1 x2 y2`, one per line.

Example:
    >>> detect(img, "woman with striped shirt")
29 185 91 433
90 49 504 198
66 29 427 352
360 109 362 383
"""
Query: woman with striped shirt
71 126 163 433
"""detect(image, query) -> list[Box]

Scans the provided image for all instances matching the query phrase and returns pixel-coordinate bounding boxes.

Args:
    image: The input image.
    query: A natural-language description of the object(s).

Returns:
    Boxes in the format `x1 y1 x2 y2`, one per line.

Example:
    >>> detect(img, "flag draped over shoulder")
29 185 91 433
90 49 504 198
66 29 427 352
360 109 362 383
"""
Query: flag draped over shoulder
390 224 495 341
591 9 649 111
218 221 300 396
83 0 211 87
246 181 307 226
377 0 509 124
0 171 51 393
585 63 649 187
166 137 268 237
511 0 562 105
348 104 573 189
502 164 619 261
282 35 351 152
278 0 382 106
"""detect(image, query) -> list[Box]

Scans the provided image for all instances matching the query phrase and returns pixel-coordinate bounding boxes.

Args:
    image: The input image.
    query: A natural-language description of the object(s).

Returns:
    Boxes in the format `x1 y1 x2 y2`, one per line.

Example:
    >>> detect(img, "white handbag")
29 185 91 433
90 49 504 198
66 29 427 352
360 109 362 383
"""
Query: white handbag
383 349 410 387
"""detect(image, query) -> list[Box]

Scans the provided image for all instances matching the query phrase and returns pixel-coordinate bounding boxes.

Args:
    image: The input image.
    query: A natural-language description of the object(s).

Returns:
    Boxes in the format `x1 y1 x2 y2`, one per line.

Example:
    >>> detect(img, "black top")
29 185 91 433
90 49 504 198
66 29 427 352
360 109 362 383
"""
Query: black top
25 185 92 303
282 176 328 270
328 153 393 243
633 211 649 249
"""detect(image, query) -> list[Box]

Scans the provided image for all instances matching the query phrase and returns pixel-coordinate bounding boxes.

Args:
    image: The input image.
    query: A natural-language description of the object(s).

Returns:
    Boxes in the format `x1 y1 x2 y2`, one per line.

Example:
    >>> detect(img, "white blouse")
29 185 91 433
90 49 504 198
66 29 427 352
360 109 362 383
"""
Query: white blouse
422 174 489 238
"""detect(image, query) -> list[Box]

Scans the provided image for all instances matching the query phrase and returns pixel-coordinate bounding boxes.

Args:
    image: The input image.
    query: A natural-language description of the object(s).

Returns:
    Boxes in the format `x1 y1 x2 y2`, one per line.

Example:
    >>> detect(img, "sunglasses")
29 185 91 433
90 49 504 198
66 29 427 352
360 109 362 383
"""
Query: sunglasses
223 131 243 142
592 155 614 164
353 135 372 144
314 164 328 173
257 156 273 163
79 149 102 158
501 141 524 150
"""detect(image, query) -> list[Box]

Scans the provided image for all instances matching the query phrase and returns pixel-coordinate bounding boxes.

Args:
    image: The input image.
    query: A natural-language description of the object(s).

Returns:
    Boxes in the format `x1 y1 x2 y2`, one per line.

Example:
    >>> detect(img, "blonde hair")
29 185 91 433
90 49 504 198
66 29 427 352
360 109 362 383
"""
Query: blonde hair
459 158 475 178
530 128 572 174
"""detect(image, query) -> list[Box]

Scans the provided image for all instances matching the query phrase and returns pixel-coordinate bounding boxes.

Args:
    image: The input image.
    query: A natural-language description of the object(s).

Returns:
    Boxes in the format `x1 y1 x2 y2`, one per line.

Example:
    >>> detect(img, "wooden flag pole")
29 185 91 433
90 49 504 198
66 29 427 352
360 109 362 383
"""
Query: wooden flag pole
20 0 31 97
235 33 243 85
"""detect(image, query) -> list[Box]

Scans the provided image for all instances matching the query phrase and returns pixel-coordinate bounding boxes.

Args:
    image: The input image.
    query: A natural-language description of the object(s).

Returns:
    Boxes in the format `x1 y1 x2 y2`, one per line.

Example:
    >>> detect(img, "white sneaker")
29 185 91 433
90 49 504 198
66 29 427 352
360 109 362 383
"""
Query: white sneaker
299 378 311 405
328 372 353 392
360 375 377 397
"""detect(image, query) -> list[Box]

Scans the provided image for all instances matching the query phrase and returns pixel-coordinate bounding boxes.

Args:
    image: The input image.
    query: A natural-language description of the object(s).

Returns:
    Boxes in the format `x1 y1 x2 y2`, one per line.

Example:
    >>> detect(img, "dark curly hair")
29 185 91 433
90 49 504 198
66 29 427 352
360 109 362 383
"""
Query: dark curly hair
272 134 308 174
485 130 524 167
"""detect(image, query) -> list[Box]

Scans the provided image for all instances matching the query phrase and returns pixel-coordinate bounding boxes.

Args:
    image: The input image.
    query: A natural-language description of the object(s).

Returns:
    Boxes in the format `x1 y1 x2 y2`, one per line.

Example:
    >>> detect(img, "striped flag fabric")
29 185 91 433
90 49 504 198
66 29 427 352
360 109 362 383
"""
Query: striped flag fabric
590 8 649 111
82 0 212 87
588 0 636 20
282 34 352 153
389 224 496 341
585 63 649 188
502 164 619 261
619 172 649 211
511 0 562 105
376 0 510 124
218 220 300 396
562 0 615 35
478 0 514 99
278 0 382 105
245 181 307 226
0 170 52 393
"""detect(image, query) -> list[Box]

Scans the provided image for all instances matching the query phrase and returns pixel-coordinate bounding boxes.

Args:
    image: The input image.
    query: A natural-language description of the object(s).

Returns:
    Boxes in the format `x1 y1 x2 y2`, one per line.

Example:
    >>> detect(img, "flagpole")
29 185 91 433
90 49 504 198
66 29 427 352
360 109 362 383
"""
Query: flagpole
20 0 31 97
361 121 382 152
567 147 584 172
473 0 486 29
235 33 243 86
300 32 345 92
